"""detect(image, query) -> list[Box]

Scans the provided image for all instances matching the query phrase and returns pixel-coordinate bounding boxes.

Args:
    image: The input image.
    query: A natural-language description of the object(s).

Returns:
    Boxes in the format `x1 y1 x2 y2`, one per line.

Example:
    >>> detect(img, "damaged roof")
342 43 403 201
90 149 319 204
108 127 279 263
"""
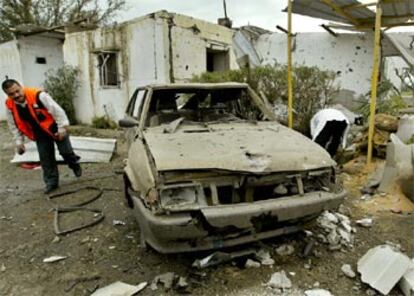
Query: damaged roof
289 0 414 29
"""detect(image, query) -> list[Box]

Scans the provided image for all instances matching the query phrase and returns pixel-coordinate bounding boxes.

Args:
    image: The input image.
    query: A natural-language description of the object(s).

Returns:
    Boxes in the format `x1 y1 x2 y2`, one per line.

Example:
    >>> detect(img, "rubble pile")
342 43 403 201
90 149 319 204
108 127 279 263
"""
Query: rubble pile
315 210 355 250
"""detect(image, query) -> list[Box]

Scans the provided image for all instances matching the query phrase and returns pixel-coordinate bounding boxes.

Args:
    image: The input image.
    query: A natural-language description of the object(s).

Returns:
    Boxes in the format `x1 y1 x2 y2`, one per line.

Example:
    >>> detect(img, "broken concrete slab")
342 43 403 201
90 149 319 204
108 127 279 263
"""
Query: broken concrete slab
267 271 292 289
91 281 147 296
396 115 414 143
378 134 414 201
399 259 414 296
304 289 333 296
11 136 117 164
358 245 411 295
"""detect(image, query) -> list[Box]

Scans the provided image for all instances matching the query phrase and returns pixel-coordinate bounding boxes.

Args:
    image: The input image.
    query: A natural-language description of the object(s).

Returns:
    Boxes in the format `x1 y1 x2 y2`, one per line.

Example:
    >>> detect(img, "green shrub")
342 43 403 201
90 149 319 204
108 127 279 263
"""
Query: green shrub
192 63 340 135
91 116 117 129
43 65 79 124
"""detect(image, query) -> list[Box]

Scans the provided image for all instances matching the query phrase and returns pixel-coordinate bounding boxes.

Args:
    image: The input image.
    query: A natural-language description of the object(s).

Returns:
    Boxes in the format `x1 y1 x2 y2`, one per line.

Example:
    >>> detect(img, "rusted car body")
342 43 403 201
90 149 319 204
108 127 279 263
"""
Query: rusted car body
120 83 346 253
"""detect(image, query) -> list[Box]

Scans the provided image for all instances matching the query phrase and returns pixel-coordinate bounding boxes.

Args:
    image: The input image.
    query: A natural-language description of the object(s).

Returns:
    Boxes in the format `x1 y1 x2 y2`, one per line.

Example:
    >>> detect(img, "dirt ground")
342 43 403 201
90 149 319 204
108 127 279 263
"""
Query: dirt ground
0 122 413 296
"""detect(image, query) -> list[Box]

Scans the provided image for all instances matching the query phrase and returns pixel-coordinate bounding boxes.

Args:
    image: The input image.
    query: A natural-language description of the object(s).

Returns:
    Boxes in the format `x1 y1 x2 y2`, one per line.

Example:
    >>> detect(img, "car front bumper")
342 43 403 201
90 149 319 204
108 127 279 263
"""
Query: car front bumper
131 189 347 253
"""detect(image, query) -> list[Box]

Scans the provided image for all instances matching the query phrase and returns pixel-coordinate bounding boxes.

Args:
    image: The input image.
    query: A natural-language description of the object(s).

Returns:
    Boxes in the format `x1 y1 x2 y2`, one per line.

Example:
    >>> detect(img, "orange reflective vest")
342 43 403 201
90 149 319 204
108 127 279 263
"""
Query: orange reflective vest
5 88 57 141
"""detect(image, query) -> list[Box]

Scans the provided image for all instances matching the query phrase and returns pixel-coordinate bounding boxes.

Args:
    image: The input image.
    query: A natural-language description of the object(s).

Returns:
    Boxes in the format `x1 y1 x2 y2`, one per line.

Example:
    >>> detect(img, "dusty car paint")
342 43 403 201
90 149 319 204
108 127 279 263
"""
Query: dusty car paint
121 83 346 253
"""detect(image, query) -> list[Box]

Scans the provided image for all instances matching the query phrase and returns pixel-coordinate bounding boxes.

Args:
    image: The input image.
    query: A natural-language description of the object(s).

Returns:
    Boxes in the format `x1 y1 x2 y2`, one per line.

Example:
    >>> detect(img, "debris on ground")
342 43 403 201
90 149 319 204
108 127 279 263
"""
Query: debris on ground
276 244 295 256
1 264 6 272
112 220 126 226
150 272 189 292
244 259 261 268
42 255 68 263
341 264 356 278
64 274 101 293
192 249 256 269
399 259 414 296
91 281 147 296
357 245 412 295
266 270 292 290
356 218 373 228
316 210 355 250
255 249 275 266
304 288 334 296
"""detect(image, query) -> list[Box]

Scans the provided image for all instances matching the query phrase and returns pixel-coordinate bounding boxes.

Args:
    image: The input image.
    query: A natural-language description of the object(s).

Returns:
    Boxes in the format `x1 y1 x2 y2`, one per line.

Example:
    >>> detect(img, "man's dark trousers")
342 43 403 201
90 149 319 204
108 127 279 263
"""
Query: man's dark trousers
35 135 80 188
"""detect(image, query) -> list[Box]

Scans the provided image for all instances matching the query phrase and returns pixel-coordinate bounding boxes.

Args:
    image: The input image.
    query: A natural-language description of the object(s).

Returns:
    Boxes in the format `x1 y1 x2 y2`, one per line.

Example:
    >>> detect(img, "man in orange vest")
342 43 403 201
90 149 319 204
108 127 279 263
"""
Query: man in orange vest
3 79 82 194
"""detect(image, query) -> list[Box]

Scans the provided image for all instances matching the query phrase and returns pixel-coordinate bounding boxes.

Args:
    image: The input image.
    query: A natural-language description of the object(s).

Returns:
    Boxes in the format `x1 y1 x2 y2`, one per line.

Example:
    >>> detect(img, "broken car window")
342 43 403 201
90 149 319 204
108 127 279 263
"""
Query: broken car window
146 88 263 127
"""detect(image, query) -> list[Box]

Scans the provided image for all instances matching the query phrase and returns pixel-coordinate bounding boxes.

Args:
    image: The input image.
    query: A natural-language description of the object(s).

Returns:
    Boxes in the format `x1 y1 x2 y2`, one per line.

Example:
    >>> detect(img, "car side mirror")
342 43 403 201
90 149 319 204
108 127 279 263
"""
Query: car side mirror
119 118 139 128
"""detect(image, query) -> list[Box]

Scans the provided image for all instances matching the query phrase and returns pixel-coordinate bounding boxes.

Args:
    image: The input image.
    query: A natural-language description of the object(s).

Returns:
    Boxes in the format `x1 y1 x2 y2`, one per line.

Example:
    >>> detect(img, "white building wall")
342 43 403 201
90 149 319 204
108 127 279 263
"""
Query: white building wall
18 35 64 87
64 11 239 123
255 32 375 105
0 40 23 120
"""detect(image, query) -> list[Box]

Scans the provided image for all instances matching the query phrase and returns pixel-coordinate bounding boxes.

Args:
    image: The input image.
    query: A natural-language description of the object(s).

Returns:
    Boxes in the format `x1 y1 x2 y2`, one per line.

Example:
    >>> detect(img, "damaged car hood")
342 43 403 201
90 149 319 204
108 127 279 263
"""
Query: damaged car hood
143 122 335 173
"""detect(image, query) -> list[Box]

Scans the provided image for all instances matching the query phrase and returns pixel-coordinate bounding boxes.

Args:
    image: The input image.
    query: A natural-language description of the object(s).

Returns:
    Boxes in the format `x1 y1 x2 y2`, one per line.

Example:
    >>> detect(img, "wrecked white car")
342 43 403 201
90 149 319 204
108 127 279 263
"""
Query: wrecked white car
119 83 346 253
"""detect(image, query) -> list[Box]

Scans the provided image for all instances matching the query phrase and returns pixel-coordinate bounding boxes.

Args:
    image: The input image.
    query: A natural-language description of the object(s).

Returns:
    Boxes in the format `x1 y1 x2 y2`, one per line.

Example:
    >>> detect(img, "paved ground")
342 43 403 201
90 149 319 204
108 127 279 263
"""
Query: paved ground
0 122 412 296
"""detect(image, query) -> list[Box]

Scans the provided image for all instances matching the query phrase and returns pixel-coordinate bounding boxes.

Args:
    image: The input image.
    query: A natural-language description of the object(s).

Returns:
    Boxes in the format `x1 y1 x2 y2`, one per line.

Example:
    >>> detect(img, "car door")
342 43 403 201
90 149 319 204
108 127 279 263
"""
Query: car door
123 88 147 147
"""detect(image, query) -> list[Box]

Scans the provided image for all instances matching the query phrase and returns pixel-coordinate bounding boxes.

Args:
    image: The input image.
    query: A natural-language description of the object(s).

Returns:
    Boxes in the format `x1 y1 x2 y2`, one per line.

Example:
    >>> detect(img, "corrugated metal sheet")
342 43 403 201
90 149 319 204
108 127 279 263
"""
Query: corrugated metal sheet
291 0 375 25
290 0 414 28
11 136 117 164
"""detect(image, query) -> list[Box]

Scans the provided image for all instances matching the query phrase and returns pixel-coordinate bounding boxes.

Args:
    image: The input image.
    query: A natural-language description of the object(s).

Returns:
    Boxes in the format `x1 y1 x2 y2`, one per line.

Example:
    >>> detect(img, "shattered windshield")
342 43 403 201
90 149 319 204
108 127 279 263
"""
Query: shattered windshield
146 87 263 127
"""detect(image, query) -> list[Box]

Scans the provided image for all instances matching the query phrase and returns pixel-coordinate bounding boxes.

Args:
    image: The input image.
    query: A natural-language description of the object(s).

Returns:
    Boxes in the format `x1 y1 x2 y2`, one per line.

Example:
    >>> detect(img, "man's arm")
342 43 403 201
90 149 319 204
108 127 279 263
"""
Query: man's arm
6 109 25 146
38 92 70 136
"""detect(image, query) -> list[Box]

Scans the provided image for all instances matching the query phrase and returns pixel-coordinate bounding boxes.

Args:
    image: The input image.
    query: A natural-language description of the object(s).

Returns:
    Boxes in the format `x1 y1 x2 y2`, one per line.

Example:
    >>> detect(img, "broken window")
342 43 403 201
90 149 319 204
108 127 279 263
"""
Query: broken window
206 49 229 72
97 52 119 87
36 57 47 64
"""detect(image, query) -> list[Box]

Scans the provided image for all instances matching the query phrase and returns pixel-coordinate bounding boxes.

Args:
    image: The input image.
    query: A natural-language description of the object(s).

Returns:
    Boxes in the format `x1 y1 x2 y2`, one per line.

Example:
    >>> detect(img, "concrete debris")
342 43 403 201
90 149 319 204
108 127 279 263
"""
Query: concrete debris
358 245 411 295
267 271 292 289
43 255 68 263
274 184 288 195
192 249 255 269
51 236 61 243
399 259 414 296
276 244 295 256
154 272 175 290
356 218 373 228
255 249 275 266
177 276 189 289
112 220 126 226
378 134 414 201
1 264 5 272
11 136 117 164
304 289 333 296
341 264 356 278
245 259 261 268
317 211 354 249
396 115 414 143
91 281 147 296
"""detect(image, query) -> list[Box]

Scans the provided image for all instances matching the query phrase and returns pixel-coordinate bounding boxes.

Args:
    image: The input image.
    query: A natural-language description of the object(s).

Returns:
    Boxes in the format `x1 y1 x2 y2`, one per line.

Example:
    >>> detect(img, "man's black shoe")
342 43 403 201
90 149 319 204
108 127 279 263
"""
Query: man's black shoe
73 165 82 177
44 184 58 194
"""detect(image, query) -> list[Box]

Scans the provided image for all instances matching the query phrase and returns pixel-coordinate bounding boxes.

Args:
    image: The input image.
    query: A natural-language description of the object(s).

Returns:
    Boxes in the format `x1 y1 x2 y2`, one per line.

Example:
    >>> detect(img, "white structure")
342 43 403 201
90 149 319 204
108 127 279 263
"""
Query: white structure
64 10 239 123
233 29 412 109
0 32 64 120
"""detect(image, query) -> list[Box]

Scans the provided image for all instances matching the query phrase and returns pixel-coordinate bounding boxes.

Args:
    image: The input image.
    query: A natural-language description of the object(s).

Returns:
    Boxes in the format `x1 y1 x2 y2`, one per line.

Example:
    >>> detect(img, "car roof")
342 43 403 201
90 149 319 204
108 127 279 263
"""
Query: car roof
141 82 249 91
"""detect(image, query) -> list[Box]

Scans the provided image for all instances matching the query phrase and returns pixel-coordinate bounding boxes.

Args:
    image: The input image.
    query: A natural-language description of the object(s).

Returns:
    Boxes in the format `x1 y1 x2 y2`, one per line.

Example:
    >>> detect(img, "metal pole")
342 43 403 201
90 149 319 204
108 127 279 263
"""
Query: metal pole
367 0 382 164
287 0 293 128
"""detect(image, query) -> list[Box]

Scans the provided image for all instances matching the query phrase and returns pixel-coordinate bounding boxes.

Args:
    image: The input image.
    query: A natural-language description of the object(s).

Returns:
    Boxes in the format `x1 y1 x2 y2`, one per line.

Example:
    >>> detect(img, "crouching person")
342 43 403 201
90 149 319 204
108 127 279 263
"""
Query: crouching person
3 79 81 194
310 108 350 158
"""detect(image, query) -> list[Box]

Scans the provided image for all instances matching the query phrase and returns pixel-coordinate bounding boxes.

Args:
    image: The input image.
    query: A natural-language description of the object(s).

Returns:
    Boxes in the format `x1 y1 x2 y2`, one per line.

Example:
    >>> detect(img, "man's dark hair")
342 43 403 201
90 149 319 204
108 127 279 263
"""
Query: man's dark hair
2 79 20 92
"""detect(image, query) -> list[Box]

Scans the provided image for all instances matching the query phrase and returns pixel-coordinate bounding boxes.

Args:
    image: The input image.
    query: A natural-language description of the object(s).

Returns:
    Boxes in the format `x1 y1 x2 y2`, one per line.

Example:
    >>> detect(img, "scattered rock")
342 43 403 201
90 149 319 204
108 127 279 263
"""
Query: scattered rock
267 271 292 289
274 184 288 195
43 255 67 263
304 288 333 296
51 236 61 244
245 259 261 268
341 264 356 278
153 272 175 290
276 244 295 256
255 249 275 266
112 220 126 226
356 218 373 228
1 264 5 272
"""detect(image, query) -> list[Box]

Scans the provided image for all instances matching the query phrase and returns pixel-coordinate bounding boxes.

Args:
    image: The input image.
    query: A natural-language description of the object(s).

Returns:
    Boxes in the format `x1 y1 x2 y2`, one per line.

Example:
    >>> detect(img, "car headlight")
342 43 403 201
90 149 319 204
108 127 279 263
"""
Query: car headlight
159 183 206 212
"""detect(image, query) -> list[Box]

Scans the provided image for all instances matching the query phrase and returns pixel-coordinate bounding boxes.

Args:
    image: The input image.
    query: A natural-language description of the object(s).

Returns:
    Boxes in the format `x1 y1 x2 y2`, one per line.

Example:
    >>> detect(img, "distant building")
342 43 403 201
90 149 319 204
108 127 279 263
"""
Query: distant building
0 31 64 120
64 10 239 123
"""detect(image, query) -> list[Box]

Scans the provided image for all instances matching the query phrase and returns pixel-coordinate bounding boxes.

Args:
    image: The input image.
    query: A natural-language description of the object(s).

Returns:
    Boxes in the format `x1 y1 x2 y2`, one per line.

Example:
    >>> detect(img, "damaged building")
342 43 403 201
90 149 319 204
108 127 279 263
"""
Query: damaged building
63 10 239 123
